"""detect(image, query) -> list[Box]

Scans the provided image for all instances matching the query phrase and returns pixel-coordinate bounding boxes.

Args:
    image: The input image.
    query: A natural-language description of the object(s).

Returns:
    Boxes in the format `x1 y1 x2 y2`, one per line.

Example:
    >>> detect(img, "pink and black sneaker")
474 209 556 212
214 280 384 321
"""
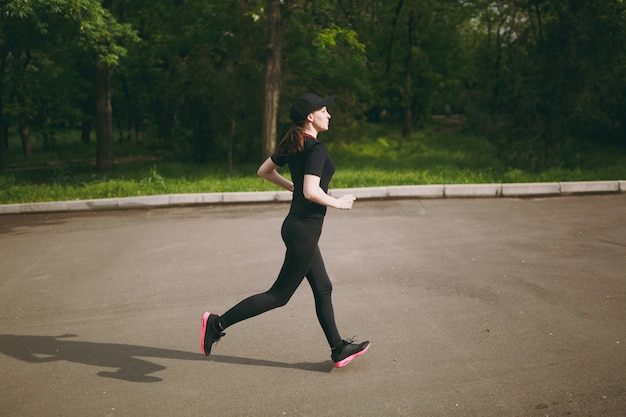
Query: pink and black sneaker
331 338 370 368
200 312 225 356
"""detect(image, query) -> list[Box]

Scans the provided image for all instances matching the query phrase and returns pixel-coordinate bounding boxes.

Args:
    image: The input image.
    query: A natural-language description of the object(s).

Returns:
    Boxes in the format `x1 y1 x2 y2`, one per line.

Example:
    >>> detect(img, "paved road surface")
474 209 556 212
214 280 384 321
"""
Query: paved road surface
1 195 625 417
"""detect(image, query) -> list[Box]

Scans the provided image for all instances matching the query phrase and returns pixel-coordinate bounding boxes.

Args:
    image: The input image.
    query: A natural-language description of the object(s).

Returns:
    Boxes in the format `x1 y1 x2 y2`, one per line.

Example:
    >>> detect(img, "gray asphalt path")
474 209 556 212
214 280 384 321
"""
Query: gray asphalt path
1 195 625 417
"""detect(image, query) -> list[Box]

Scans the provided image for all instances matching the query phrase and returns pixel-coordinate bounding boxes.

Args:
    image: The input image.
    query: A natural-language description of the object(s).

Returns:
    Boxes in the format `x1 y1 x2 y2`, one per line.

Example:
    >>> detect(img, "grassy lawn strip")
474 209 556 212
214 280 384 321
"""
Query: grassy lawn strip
1 125 625 204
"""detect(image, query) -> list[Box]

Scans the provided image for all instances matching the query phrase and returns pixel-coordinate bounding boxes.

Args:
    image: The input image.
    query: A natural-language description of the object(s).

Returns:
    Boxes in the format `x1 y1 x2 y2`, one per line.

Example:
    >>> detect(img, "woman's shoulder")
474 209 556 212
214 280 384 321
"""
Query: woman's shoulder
303 136 326 151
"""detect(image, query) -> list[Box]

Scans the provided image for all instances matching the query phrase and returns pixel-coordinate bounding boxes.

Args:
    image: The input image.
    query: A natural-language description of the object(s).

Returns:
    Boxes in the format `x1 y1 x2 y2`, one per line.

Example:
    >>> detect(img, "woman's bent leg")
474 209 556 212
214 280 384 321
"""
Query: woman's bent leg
220 215 322 329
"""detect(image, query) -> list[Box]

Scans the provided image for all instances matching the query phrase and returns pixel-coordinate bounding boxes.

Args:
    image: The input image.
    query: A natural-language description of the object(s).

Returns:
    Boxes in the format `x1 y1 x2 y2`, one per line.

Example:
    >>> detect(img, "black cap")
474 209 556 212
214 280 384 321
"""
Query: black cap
290 93 335 125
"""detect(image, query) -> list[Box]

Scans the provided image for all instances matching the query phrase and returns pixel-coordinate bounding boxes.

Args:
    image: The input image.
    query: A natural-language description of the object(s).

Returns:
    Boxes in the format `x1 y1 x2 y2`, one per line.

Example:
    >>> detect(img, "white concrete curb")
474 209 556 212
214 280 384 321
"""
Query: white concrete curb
502 182 561 197
445 183 501 198
560 180 620 194
1 180 624 215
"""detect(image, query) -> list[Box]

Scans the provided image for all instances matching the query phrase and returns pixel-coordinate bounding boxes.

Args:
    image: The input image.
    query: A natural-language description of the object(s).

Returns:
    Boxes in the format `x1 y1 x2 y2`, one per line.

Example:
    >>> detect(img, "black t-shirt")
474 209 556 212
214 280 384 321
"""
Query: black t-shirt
271 135 335 218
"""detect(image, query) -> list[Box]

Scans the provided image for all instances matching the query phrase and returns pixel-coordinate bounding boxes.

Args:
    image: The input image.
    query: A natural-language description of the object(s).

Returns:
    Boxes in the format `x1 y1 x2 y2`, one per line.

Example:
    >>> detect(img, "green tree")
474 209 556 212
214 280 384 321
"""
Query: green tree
331 0 466 136
528 0 626 155
115 0 265 165
463 0 626 169
278 0 369 139
1 0 136 172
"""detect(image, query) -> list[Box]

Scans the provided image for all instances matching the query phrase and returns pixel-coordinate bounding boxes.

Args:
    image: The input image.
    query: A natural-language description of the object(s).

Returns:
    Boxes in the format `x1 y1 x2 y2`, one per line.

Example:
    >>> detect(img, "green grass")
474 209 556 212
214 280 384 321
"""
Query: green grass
1 122 625 204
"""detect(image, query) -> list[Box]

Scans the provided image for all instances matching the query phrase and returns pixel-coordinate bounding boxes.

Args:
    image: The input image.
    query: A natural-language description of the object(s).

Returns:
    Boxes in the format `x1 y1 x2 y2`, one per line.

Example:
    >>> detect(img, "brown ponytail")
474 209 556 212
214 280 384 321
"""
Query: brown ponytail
277 126 305 156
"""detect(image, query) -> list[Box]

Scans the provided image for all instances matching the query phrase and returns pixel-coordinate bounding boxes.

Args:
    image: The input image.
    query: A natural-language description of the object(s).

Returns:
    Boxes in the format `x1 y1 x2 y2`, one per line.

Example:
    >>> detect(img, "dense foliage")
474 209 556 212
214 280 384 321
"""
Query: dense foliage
1 0 625 172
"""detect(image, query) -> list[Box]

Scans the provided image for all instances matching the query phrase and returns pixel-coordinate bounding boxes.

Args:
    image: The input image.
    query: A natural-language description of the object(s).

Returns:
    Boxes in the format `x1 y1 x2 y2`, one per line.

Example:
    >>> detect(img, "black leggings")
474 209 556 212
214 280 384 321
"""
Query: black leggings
220 213 342 348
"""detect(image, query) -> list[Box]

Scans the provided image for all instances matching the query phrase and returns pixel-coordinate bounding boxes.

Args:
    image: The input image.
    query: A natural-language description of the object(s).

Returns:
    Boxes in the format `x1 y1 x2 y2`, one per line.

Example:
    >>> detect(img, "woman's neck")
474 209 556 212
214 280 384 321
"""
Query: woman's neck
302 125 318 138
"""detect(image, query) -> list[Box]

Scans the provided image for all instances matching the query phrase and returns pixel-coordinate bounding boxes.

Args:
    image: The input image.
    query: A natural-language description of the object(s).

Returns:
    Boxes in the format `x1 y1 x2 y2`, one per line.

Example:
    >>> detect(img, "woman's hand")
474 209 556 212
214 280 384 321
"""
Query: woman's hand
335 194 356 210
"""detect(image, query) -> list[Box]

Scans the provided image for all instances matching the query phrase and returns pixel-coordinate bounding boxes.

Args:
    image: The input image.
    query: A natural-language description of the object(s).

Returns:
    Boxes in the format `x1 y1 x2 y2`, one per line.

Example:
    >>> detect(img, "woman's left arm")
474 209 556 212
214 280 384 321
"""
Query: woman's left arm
303 174 355 210
257 157 294 192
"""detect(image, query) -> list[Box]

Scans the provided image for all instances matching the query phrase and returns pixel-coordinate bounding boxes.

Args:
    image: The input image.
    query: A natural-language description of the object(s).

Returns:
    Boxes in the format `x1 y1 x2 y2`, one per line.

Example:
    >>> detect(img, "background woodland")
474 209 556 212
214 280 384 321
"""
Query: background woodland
1 0 625 173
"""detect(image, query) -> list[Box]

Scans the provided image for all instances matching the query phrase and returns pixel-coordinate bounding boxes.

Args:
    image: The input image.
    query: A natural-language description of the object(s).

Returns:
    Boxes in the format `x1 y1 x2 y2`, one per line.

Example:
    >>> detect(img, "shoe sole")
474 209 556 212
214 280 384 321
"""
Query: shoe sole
200 312 210 356
333 342 370 368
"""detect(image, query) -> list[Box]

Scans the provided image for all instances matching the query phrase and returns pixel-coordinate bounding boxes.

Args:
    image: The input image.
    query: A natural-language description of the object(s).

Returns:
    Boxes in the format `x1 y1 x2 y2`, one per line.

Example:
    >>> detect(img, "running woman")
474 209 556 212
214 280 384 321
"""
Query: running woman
200 93 370 368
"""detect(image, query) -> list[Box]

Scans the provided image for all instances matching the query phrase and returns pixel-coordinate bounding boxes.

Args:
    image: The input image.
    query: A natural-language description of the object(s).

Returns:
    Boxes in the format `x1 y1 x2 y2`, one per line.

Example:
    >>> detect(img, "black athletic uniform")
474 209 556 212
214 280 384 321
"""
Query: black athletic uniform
220 135 342 348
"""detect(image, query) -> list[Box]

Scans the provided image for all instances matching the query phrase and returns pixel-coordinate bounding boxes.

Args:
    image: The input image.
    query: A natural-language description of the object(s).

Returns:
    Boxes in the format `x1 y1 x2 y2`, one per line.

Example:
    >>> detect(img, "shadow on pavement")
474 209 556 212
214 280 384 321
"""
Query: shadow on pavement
0 334 332 383
208 354 333 373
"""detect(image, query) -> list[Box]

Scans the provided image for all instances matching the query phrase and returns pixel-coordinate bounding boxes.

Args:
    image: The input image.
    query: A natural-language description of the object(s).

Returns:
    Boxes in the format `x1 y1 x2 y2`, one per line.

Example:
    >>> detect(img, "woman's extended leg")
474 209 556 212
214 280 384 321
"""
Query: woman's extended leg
306 245 370 367
305 246 342 349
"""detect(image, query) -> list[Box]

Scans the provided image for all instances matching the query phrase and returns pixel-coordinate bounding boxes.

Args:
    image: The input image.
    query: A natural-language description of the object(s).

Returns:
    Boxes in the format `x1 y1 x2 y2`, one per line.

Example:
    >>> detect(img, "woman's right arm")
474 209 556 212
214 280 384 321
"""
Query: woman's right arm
257 157 294 192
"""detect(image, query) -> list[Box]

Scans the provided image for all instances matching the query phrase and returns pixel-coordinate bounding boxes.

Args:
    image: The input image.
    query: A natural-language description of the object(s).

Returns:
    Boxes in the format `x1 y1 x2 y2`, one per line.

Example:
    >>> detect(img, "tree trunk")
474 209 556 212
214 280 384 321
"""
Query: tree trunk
262 0 282 159
120 74 139 142
0 92 6 170
95 61 115 172
401 11 418 137
81 117 92 144
228 115 236 173
386 0 405 74
0 114 6 170
0 49 6 169
19 113 32 158
0 121 5 170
